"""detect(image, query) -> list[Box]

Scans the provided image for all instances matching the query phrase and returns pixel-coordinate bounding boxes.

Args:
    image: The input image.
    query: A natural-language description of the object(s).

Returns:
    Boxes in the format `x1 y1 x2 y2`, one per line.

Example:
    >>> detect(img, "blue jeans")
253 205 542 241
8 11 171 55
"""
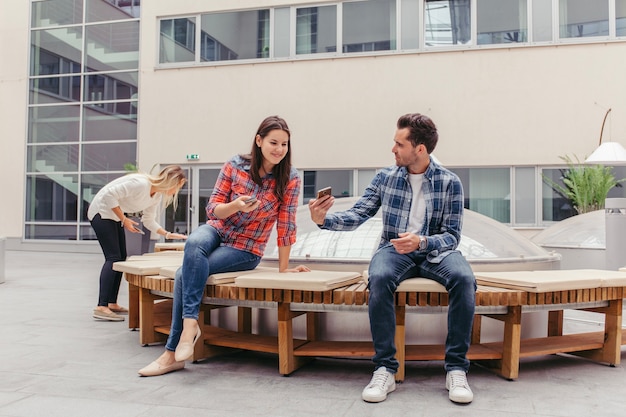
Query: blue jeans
165 224 261 351
367 246 476 373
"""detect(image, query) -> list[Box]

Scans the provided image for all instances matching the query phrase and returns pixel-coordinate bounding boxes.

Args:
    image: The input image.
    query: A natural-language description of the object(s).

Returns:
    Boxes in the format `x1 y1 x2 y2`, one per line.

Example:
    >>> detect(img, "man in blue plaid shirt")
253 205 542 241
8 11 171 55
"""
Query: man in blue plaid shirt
309 113 476 405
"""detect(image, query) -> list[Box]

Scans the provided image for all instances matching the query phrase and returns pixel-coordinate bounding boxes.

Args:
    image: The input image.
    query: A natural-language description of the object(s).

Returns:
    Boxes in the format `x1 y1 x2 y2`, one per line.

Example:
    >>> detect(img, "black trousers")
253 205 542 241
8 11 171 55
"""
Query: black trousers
90 214 127 306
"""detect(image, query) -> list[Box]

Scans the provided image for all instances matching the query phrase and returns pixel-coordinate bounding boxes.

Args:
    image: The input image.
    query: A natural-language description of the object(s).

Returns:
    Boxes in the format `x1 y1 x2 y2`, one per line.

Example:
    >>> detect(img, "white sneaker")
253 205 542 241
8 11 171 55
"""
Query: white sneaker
362 366 396 403
446 370 474 404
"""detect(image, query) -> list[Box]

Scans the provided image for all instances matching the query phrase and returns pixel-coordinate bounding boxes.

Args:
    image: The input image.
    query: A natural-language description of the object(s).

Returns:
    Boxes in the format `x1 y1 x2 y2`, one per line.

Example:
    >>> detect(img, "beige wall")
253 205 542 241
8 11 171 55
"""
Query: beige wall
138 1 626 172
0 2 29 239
2 0 626 242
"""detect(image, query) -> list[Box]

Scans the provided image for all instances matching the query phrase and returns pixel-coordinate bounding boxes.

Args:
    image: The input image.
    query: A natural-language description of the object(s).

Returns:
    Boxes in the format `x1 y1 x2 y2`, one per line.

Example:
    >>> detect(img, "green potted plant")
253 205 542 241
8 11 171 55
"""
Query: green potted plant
543 154 625 214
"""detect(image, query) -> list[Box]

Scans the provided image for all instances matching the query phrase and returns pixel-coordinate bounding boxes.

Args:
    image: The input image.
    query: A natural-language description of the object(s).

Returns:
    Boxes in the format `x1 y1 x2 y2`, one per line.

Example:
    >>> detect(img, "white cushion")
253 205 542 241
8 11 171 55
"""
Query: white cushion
474 269 626 292
234 270 362 291
397 278 447 292
159 265 278 284
113 257 183 275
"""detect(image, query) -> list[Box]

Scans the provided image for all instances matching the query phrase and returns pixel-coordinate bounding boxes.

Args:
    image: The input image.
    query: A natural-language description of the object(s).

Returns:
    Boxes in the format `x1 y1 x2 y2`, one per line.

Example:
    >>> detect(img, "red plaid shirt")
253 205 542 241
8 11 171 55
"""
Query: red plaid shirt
206 155 300 257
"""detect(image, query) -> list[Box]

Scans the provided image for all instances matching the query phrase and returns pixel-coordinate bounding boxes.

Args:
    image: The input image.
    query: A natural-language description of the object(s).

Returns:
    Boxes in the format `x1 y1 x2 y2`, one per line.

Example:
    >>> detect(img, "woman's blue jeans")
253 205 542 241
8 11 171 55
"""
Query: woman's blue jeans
367 246 476 373
165 224 261 351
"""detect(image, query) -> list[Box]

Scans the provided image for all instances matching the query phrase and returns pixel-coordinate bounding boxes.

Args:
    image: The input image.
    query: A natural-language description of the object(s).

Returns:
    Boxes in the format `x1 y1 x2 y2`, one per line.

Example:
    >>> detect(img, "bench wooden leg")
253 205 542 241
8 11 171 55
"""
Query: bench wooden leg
548 310 563 336
127 279 139 330
238 306 252 333
394 306 406 382
139 287 168 345
572 299 623 365
499 305 522 380
277 302 311 375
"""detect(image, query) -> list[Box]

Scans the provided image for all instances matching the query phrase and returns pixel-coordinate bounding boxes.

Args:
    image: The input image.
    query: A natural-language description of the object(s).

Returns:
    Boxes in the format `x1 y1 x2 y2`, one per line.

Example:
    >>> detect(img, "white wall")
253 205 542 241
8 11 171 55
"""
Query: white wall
0 2 29 240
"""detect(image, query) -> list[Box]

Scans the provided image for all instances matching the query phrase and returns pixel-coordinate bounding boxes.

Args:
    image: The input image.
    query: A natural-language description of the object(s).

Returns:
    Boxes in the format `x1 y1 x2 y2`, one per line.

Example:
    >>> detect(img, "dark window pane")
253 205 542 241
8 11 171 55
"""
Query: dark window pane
81 142 137 171
25 174 78 221
28 105 81 143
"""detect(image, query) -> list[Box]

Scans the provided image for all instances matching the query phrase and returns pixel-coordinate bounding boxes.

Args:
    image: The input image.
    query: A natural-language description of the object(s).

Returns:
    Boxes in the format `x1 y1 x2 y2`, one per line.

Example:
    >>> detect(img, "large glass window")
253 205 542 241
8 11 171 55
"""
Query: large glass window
425 0 472 46
26 0 140 240
559 0 609 39
453 168 511 223
343 0 396 52
296 6 337 54
477 0 527 45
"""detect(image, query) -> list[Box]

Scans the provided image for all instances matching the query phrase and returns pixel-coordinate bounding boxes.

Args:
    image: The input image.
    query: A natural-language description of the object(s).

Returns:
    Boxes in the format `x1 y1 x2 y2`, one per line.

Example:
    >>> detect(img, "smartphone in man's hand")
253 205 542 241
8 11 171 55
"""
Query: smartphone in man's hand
316 187 332 199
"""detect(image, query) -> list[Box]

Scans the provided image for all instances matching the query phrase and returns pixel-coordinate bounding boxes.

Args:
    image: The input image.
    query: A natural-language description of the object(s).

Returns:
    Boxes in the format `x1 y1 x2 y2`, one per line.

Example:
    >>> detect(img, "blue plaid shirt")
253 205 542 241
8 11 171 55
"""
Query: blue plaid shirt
321 158 464 263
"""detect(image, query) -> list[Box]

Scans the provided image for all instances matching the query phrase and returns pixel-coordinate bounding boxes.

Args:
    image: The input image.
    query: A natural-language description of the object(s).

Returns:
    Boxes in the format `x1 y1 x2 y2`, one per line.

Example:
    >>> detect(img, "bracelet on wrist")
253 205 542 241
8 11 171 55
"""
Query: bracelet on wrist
120 217 126 227
165 232 171 239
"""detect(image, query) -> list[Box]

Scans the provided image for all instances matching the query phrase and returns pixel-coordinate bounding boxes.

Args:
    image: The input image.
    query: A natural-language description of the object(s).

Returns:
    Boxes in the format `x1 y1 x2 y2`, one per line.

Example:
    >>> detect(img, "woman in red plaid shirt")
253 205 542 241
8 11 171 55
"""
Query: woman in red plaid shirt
139 115 310 377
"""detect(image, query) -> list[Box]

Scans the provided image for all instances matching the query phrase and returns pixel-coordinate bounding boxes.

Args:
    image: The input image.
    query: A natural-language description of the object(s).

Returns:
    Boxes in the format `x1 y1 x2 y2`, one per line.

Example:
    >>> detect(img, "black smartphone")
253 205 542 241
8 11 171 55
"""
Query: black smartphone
244 197 258 204
316 187 332 199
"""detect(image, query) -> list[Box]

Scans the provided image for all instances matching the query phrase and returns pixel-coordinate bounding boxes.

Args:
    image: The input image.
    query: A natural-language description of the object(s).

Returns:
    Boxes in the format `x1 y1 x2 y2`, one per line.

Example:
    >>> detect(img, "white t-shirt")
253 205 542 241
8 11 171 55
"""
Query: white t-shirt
87 174 163 233
407 173 426 234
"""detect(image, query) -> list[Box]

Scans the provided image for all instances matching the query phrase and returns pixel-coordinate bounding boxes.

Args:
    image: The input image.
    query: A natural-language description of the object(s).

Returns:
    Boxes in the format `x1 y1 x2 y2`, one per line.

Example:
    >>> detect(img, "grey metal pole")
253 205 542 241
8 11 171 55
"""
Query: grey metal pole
604 198 626 270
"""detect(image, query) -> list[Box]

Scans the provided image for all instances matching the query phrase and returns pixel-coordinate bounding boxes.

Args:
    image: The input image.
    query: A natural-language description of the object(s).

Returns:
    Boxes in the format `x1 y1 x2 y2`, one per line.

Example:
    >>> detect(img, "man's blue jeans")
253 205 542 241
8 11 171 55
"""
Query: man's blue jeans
367 245 476 373
165 224 261 351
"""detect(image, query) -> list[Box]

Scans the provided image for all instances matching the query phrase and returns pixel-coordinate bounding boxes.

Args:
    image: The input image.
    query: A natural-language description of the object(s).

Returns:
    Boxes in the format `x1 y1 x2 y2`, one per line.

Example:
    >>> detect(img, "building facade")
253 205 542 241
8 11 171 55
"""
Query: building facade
1 0 626 251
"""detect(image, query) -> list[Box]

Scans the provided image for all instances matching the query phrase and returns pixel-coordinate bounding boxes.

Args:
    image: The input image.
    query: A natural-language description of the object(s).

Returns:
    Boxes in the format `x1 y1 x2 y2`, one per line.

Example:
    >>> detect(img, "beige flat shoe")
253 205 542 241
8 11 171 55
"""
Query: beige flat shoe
138 360 184 377
93 309 125 322
109 306 129 313
174 325 202 361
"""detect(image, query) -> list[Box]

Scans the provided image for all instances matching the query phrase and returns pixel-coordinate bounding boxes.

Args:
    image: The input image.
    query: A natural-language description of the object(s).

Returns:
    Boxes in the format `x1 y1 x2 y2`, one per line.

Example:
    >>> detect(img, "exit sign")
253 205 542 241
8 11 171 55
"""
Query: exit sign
186 154 200 161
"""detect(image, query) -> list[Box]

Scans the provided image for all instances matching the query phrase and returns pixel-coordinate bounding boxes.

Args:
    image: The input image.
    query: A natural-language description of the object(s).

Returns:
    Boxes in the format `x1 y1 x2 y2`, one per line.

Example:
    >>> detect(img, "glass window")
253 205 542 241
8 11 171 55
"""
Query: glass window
477 0 527 45
82 106 137 141
81 172 125 220
401 0 420 49
25 174 78 221
28 105 81 143
31 0 83 27
343 0 396 53
274 7 291 58
358 170 377 196
199 10 271 62
541 168 577 222
453 168 511 223
532 0 553 42
617 0 626 36
24 224 79 240
159 17 197 64
296 6 337 55
514 167 536 224
30 28 83 76
559 0 609 39
85 21 139 72
30 75 81 104
27 144 79 172
86 0 140 22
84 72 138 103
303 170 354 200
81 142 137 171
425 0 472 46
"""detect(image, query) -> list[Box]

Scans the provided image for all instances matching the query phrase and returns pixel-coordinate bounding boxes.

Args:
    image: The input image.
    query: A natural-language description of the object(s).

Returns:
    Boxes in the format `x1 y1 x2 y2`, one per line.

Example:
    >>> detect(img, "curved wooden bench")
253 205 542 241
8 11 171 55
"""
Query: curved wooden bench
116 257 626 381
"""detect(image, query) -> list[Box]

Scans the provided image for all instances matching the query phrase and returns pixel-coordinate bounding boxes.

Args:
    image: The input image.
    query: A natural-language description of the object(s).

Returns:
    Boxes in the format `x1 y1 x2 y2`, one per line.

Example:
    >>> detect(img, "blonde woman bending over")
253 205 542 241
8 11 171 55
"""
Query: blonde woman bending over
88 165 188 322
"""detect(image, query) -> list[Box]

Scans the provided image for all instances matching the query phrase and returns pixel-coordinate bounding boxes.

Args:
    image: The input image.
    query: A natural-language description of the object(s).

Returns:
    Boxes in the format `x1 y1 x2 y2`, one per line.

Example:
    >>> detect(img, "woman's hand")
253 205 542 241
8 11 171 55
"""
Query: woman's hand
122 217 143 234
237 195 261 213
166 232 188 240
281 265 311 273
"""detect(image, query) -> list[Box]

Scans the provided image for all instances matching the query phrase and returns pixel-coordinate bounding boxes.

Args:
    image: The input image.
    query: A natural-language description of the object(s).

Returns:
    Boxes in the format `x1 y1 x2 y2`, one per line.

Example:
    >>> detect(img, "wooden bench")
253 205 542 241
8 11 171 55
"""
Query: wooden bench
115 256 626 382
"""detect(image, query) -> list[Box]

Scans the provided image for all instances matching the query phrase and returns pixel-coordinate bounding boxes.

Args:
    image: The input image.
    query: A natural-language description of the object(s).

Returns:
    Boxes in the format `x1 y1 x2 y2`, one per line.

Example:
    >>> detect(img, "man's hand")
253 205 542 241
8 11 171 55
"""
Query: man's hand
390 231 419 254
308 194 334 225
